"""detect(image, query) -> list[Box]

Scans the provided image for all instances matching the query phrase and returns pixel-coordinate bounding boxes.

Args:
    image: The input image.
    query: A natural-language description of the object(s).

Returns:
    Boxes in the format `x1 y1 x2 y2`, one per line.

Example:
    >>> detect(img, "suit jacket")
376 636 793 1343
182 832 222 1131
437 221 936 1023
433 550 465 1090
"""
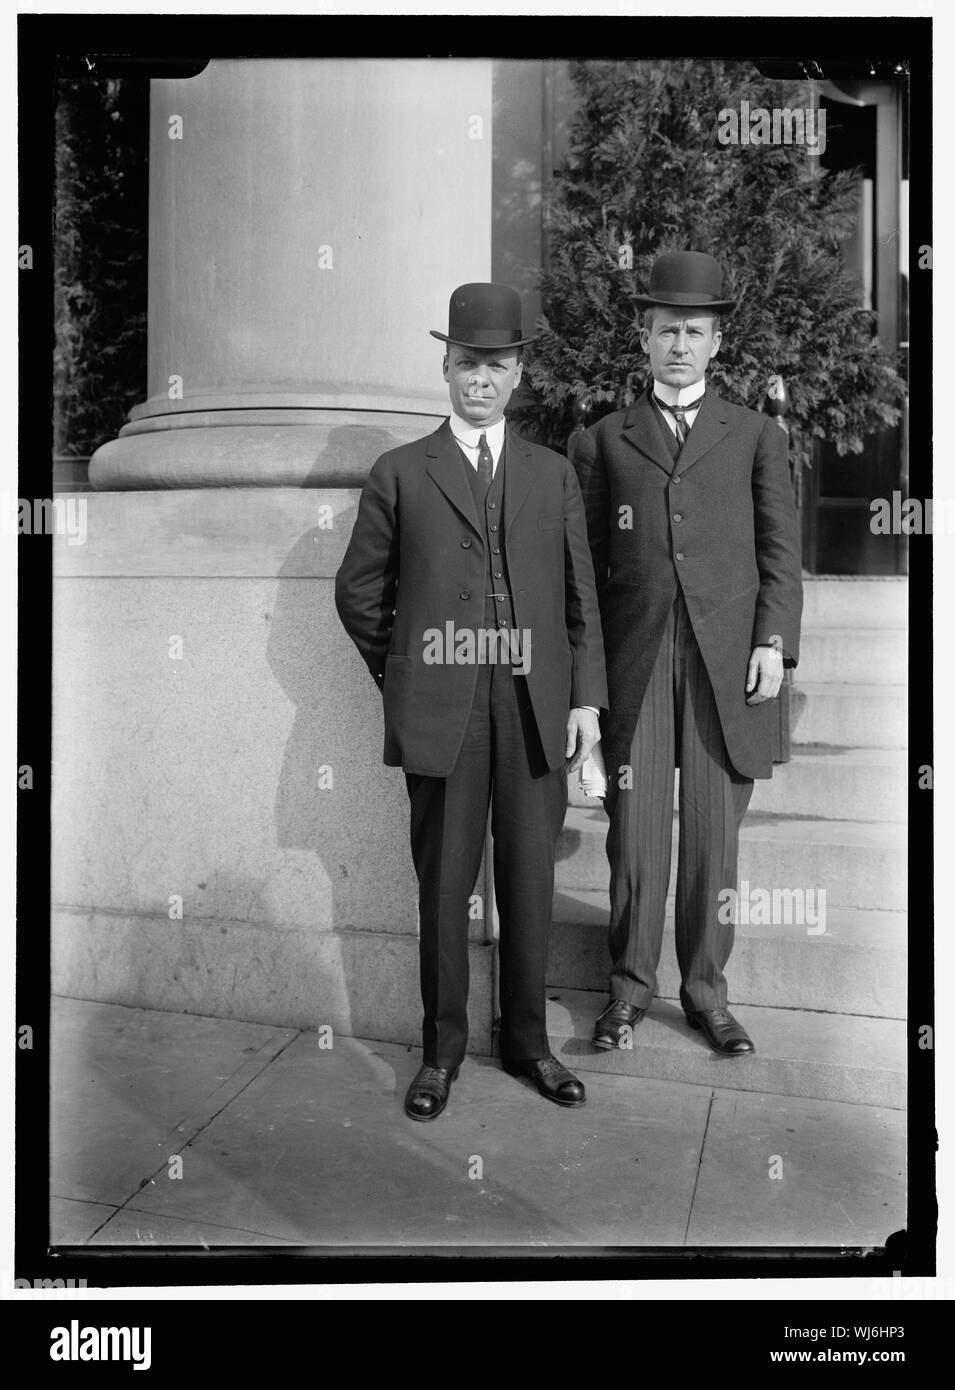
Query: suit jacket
335 418 608 778
572 389 803 781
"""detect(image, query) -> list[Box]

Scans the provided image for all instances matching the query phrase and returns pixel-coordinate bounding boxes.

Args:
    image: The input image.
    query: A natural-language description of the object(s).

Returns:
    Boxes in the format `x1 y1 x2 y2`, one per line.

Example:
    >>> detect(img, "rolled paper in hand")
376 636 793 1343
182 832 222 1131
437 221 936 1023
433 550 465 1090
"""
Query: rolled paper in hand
579 740 608 798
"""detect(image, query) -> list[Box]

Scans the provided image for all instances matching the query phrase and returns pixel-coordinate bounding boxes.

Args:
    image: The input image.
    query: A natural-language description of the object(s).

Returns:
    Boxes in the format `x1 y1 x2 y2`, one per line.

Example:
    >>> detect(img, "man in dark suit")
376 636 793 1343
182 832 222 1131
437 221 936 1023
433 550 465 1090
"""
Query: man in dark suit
572 252 803 1057
336 283 608 1120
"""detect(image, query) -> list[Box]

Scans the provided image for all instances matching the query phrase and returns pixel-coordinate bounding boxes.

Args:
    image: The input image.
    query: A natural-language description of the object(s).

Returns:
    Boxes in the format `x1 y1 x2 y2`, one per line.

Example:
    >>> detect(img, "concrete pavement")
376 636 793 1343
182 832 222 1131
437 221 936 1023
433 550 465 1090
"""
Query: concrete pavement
50 996 905 1250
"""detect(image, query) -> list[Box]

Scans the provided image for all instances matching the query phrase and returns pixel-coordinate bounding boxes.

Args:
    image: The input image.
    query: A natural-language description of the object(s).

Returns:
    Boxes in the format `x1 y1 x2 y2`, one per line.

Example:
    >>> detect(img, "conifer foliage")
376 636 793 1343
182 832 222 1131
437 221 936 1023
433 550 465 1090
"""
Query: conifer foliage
518 60 905 468
54 76 148 458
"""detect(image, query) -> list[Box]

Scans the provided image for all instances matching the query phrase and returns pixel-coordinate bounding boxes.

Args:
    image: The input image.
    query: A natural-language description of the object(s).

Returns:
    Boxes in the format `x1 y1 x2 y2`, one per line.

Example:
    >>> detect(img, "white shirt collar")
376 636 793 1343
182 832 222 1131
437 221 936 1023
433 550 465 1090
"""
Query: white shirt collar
449 411 507 452
652 376 707 409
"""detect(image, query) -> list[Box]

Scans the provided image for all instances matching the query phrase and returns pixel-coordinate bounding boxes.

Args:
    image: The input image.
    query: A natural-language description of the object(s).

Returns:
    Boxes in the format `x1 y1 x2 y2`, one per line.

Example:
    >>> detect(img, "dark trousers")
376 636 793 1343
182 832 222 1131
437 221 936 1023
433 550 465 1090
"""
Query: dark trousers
604 592 754 1013
405 661 567 1069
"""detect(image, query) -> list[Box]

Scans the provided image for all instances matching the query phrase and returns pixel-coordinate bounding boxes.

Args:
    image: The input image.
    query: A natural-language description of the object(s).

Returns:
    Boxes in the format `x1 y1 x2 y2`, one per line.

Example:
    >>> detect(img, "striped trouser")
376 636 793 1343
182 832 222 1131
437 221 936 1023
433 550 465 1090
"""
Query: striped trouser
603 591 754 1012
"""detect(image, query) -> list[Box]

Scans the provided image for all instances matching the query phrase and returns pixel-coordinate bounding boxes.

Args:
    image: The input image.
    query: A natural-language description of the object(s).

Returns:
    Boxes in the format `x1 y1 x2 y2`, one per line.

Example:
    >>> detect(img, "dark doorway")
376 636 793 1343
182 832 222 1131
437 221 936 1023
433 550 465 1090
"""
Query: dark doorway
802 84 907 574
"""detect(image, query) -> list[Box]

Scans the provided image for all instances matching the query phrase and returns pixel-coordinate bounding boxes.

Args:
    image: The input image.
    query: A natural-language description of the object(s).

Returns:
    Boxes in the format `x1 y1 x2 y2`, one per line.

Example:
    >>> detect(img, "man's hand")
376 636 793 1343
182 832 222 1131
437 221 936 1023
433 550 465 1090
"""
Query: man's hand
745 645 784 704
565 707 600 774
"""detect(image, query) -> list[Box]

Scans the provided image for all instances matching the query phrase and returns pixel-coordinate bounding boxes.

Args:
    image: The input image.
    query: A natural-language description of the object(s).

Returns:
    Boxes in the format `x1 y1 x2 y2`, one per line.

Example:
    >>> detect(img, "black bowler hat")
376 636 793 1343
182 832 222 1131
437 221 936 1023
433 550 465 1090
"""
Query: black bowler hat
430 282 536 350
635 251 736 313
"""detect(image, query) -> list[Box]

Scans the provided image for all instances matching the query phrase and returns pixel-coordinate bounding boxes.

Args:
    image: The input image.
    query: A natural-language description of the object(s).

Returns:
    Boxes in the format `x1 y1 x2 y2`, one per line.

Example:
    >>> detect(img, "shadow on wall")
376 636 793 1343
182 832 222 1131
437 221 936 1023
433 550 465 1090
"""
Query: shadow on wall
254 457 432 1040
300 422 432 487
265 487 419 935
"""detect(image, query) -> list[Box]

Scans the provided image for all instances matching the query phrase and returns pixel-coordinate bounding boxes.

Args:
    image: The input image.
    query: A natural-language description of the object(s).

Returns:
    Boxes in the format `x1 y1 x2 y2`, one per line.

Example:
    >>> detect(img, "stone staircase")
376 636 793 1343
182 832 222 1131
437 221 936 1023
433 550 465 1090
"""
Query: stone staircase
547 577 908 1107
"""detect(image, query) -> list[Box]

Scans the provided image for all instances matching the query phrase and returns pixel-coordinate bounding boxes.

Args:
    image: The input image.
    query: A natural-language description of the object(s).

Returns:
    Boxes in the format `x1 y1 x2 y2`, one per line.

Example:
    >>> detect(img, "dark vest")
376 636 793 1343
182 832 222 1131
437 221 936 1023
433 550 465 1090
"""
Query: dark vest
460 438 517 636
653 401 680 466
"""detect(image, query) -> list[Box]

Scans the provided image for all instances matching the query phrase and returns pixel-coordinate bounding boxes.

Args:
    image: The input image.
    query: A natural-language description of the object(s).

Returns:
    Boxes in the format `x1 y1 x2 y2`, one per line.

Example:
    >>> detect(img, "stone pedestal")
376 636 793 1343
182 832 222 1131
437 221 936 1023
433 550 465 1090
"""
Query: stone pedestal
52 491 494 1047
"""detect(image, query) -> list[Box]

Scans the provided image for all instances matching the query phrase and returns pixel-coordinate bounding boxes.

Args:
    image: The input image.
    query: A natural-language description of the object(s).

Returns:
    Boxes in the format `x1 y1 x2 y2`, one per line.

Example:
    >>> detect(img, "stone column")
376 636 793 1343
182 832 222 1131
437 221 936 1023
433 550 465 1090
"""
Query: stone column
90 58 492 488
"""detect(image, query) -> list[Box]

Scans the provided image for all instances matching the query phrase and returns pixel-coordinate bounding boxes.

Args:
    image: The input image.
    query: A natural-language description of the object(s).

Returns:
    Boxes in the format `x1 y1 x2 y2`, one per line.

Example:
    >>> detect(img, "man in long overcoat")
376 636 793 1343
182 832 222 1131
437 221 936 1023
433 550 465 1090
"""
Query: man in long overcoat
336 282 607 1119
572 251 803 1056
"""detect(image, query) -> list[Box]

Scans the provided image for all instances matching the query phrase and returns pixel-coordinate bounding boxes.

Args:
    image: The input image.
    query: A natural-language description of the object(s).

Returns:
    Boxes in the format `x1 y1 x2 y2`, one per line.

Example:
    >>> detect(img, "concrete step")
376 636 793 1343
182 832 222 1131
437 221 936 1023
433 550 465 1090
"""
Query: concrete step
750 746 906 821
555 806 906 911
798 628 906 684
801 577 907 630
542 989 906 1108
570 747 907 821
790 682 906 749
548 889 906 1018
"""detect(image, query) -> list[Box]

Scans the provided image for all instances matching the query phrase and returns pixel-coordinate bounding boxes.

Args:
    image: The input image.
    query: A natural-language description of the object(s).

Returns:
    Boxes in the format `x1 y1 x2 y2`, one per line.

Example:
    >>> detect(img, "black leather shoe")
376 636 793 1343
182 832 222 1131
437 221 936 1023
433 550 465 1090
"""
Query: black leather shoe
592 998 646 1050
502 1053 586 1107
404 1064 460 1121
686 1008 754 1056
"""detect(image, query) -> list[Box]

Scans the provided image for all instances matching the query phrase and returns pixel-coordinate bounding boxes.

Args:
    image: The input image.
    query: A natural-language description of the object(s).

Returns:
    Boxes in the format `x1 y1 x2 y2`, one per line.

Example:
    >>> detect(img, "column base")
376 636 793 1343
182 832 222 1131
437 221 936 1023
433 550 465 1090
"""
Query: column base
89 409 446 489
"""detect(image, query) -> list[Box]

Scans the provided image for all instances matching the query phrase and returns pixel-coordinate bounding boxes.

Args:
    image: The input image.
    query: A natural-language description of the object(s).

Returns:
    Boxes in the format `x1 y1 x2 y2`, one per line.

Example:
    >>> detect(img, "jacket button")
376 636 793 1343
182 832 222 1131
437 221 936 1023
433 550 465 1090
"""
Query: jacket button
494 571 503 579
489 524 498 533
460 590 471 599
672 475 682 485
461 538 472 548
487 501 496 509
675 552 686 562
672 513 683 522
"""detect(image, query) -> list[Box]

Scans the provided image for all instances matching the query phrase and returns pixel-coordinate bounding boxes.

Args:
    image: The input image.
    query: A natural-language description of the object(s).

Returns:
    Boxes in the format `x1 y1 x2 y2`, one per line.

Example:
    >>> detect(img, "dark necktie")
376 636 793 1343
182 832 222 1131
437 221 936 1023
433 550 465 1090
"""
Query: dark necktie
476 431 493 489
653 393 705 450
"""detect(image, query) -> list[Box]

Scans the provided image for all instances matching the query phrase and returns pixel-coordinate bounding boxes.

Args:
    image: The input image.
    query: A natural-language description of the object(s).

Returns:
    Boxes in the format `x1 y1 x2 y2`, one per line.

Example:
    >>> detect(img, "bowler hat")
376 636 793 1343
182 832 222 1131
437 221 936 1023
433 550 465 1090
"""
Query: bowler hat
430 282 536 350
635 251 736 313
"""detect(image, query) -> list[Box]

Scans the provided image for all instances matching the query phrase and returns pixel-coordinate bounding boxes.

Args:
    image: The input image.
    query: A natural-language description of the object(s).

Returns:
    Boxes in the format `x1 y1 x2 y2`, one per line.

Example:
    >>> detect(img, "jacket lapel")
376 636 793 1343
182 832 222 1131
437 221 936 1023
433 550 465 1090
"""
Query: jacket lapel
621 389 733 477
673 391 732 474
621 393 677 476
426 419 482 537
503 425 532 532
